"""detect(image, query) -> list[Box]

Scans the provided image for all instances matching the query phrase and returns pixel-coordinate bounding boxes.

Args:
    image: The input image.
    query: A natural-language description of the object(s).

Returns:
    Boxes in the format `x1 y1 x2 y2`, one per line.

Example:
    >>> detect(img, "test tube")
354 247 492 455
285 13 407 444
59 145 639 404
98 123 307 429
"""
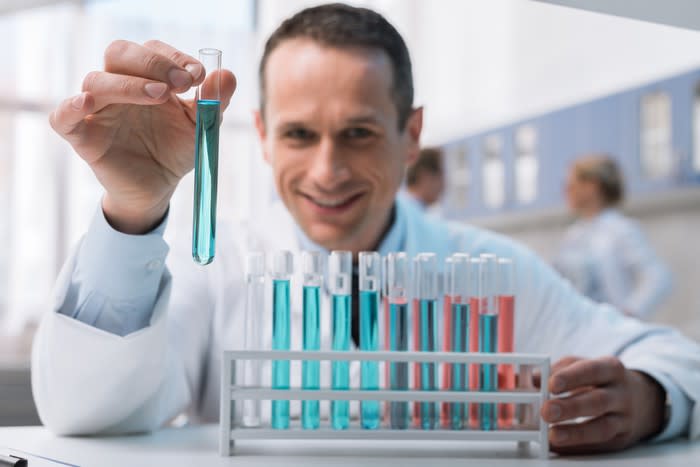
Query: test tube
440 257 453 428
415 252 439 430
479 253 499 431
271 250 293 429
192 48 222 265
468 257 482 428
448 253 470 430
359 251 381 429
386 252 410 429
242 252 265 427
329 251 352 430
411 256 421 427
497 258 516 428
301 251 322 429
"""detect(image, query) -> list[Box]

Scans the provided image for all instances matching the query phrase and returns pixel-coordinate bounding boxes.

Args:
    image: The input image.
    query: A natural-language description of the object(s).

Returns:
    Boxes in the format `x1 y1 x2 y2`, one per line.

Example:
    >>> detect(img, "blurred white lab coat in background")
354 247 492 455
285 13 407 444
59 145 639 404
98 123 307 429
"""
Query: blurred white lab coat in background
553 208 672 319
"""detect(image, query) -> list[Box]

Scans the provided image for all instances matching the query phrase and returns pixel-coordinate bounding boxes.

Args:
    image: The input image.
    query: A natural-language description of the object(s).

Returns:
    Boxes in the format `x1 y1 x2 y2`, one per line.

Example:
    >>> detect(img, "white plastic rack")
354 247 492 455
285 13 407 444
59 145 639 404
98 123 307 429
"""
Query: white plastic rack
220 350 550 458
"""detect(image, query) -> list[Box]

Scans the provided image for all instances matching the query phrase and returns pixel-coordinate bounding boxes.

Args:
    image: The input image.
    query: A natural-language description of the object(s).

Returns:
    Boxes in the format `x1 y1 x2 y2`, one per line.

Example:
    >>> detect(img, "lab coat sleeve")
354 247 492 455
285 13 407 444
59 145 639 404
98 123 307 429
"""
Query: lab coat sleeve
56 205 170 336
511 243 699 441
31 207 215 435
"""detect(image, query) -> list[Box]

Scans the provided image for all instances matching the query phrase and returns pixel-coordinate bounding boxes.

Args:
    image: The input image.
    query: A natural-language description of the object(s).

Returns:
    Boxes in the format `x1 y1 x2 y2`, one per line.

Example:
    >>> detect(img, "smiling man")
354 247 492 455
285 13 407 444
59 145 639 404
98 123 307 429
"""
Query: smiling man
34 3 699 454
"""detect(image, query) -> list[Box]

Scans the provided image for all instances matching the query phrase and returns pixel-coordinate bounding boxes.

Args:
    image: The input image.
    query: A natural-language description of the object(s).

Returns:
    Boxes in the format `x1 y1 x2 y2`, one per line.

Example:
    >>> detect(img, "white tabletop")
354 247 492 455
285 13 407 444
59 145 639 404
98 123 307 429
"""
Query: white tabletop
1 425 699 467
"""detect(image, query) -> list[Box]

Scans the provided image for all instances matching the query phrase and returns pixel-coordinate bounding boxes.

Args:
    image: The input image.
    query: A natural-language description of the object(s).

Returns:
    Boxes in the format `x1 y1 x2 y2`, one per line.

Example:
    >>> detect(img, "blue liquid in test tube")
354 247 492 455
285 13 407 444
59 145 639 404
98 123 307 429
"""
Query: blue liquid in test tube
479 254 499 431
449 253 471 430
192 48 221 266
301 251 322 429
359 252 381 429
271 251 293 429
386 252 410 429
329 251 352 430
416 253 439 430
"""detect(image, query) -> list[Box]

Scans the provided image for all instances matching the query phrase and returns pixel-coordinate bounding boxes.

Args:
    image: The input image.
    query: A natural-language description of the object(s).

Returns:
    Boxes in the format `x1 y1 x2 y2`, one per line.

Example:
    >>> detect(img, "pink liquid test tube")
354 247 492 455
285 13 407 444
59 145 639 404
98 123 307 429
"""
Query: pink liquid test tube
497 258 516 428
440 257 453 428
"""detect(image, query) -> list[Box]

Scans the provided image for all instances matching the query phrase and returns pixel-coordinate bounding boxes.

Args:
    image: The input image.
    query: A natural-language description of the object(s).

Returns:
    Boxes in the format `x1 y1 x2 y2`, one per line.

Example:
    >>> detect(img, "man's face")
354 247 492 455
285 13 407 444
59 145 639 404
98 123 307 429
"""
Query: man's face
255 39 422 253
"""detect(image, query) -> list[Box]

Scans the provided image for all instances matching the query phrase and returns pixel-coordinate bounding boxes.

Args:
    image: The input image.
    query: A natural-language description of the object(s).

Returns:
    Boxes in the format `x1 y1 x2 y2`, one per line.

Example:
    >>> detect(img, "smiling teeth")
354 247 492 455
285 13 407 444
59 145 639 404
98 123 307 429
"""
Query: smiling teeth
313 198 349 208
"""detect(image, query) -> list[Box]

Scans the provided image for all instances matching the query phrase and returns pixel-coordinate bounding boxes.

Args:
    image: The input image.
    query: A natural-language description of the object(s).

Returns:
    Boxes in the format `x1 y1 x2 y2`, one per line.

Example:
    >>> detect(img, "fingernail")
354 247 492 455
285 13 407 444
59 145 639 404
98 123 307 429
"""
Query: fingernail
168 68 191 88
548 404 561 421
71 93 86 110
144 82 168 99
185 63 203 80
552 377 565 393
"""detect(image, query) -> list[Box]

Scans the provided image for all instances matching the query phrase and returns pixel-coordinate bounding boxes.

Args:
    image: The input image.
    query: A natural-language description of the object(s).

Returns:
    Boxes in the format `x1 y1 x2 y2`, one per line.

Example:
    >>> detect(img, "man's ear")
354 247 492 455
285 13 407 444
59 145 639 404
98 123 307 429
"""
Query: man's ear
405 106 423 167
254 110 272 164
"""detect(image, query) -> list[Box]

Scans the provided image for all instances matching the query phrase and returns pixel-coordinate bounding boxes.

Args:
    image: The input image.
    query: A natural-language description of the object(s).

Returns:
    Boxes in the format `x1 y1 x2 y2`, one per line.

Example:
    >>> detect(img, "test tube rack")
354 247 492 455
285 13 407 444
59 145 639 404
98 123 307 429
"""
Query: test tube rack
219 350 550 459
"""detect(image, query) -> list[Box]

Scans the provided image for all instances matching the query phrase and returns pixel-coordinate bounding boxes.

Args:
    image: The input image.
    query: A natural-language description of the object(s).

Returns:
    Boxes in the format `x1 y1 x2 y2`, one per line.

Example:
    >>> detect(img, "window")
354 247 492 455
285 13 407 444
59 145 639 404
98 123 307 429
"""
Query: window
514 124 538 204
640 91 674 179
481 134 505 209
693 83 700 173
447 144 470 211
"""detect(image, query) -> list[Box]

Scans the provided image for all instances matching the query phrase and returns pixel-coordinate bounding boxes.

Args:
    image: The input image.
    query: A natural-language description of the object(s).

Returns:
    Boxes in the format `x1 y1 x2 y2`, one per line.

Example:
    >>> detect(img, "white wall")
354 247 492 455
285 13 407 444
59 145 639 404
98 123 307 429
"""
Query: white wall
259 0 700 144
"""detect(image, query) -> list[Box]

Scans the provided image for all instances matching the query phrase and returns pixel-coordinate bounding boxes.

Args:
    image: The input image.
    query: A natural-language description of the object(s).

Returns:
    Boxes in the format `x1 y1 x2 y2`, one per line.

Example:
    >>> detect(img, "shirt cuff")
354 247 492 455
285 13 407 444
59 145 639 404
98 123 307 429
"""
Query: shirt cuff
74 204 170 303
638 369 692 442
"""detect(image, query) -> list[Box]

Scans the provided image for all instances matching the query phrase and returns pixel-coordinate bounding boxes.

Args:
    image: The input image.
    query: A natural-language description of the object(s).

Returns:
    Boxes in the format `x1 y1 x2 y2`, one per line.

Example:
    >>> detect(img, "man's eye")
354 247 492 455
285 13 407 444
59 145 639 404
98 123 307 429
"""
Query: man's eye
344 127 373 139
285 128 315 140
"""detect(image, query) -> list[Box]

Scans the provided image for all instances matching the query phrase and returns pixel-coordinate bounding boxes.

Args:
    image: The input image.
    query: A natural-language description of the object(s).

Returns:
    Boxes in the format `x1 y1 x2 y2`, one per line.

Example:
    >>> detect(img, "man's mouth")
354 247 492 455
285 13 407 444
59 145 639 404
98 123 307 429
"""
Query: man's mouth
301 192 364 214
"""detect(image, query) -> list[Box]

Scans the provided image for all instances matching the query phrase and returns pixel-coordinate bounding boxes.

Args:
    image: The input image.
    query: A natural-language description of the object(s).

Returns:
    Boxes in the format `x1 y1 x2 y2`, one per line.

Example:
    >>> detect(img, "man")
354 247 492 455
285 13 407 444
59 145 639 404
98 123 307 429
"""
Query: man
404 146 445 210
36 3 698 454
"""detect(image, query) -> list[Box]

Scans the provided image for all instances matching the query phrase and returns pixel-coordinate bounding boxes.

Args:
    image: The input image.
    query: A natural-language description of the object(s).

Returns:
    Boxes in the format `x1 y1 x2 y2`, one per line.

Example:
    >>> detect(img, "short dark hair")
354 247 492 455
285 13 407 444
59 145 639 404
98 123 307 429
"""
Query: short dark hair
573 154 625 206
259 3 414 129
407 147 443 186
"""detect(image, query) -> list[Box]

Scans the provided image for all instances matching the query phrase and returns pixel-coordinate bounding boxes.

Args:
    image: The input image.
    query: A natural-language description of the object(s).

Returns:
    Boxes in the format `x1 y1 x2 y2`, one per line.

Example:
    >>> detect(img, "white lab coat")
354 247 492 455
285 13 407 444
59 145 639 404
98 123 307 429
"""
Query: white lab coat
553 209 672 318
31 198 700 438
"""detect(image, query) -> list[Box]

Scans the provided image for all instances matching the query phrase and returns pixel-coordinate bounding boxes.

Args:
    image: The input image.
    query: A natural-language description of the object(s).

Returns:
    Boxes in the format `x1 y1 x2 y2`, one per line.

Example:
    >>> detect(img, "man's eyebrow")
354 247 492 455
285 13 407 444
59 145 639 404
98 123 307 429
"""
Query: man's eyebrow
346 114 381 125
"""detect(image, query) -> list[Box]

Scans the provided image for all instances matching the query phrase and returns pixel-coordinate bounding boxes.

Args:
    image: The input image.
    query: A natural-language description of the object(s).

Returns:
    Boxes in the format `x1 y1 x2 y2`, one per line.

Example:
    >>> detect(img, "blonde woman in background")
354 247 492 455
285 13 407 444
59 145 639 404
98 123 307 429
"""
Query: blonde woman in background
554 154 672 319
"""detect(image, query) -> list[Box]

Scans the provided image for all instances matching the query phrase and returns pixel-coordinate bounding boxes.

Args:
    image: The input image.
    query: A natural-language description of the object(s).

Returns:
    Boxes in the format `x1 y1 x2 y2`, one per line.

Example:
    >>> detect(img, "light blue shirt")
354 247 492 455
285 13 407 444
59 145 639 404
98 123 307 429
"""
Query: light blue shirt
57 201 690 442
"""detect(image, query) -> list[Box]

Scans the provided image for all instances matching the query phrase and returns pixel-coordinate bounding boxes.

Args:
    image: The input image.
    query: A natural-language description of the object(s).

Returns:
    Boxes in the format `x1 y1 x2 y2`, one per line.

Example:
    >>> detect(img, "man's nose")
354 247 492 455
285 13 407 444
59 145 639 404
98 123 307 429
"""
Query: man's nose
307 137 351 188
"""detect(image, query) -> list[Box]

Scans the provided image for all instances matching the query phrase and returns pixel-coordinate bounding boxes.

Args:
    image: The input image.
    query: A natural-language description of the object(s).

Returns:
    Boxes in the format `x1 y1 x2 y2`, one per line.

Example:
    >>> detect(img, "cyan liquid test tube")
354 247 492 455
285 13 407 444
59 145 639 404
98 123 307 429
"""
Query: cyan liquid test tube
271 251 293 429
359 251 381 429
242 252 265 427
329 251 352 430
448 253 470 430
416 253 439 430
386 252 410 429
479 253 499 431
192 48 221 265
497 258 516 428
301 251 322 429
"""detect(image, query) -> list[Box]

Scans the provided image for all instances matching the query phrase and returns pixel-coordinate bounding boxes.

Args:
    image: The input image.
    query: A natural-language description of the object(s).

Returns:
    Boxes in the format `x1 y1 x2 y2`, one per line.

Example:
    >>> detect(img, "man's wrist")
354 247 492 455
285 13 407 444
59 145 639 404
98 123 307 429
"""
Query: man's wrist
630 370 667 441
102 194 171 235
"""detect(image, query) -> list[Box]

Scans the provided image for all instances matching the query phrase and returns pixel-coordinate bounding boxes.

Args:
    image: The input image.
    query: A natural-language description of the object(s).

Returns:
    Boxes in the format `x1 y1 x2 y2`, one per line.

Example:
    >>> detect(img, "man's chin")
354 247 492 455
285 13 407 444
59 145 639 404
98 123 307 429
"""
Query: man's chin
301 221 357 250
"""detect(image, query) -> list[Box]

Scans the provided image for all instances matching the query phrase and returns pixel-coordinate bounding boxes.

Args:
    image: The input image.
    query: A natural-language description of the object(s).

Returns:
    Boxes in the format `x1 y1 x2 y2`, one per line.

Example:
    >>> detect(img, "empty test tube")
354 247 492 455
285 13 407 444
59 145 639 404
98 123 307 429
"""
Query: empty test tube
301 251 323 429
192 48 222 265
359 251 381 429
242 252 265 427
329 251 352 430
271 250 293 429
386 252 410 429
415 253 439 430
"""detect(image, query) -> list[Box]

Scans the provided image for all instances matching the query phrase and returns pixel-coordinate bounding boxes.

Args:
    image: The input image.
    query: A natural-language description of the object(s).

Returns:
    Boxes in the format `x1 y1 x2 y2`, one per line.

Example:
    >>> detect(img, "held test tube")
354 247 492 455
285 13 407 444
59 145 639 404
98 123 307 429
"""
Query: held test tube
497 258 516 428
386 252 410 429
242 252 265 427
416 253 439 430
329 251 352 430
301 251 323 429
271 251 293 429
479 254 499 431
359 252 381 429
192 48 222 265
448 253 470 430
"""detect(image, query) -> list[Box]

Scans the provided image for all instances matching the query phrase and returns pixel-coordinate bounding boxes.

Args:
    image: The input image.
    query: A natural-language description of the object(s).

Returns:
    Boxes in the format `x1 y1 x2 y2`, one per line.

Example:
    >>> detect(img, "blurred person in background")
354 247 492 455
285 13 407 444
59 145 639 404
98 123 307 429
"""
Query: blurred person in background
554 154 672 319
403 146 445 214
